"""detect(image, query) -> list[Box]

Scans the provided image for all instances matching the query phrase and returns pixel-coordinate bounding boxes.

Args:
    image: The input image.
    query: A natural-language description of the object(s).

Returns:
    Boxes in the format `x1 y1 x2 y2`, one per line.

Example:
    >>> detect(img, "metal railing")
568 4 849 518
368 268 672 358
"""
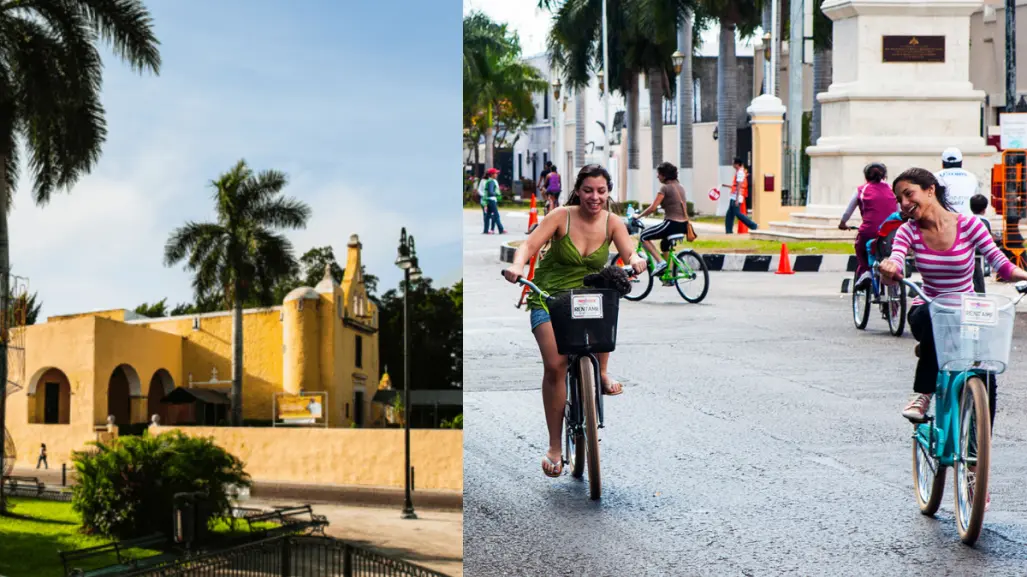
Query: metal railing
117 535 451 577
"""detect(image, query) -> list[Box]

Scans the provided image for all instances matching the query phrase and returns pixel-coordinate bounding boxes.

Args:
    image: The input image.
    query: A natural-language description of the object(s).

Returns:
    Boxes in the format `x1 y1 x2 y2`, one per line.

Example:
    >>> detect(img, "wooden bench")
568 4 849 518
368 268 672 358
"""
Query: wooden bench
59 533 176 577
245 504 328 536
2 475 45 496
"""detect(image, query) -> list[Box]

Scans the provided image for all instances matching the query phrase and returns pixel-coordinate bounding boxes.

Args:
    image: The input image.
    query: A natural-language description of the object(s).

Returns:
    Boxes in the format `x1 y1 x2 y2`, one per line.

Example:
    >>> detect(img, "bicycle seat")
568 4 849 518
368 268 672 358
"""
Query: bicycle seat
666 233 685 241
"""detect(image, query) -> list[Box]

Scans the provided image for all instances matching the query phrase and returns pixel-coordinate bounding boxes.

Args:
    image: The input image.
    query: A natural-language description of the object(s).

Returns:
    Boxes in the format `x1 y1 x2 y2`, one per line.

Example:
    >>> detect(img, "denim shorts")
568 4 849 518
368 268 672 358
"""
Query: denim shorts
529 307 551 331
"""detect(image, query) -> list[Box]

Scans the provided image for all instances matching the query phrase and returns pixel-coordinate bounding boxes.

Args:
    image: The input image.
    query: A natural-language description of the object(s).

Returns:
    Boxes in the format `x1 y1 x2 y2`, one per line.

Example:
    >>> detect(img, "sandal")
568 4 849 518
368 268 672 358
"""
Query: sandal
602 377 624 396
542 454 563 478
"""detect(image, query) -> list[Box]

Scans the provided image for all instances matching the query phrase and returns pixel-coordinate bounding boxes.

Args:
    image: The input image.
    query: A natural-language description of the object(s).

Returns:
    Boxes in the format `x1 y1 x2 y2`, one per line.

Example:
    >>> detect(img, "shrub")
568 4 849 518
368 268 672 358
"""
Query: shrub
72 431 251 540
441 414 463 429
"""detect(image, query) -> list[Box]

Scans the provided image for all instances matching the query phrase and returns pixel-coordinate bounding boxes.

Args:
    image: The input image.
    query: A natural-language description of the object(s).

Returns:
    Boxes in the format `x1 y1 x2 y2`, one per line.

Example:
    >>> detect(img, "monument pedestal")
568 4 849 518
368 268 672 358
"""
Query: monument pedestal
805 0 997 216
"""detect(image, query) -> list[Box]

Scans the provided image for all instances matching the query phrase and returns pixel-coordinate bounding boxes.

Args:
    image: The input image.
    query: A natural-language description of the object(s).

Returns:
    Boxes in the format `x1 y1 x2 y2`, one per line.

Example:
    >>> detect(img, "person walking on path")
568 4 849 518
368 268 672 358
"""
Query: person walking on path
935 147 979 217
723 157 758 234
36 443 47 470
544 165 562 213
482 168 505 235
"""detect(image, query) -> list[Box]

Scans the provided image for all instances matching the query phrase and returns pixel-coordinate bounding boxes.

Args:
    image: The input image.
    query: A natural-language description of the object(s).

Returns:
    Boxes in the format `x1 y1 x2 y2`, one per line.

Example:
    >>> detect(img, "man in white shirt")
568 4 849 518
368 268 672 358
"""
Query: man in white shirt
934 147 979 217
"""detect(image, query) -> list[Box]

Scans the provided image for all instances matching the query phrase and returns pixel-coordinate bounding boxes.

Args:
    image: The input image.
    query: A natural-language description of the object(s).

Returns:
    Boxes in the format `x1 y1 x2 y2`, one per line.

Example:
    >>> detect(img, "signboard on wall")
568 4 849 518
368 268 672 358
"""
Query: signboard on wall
273 392 328 427
882 36 945 63
1000 113 1027 149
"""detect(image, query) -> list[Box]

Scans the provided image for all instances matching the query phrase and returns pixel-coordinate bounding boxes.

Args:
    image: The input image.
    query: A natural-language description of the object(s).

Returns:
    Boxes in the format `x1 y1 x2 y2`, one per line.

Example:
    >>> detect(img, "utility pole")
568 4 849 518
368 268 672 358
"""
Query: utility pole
788 0 804 204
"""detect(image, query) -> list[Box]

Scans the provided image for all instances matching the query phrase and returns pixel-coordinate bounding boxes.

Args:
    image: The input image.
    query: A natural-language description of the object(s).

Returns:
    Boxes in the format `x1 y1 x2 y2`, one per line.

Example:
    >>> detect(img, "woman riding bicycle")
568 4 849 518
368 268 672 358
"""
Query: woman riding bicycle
635 161 690 277
879 168 1027 429
839 162 899 289
502 164 646 478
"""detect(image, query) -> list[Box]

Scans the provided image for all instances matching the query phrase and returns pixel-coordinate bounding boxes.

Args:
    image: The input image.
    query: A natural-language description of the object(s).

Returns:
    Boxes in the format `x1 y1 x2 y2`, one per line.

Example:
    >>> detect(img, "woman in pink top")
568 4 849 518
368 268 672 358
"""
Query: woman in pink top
839 163 899 288
881 168 1027 424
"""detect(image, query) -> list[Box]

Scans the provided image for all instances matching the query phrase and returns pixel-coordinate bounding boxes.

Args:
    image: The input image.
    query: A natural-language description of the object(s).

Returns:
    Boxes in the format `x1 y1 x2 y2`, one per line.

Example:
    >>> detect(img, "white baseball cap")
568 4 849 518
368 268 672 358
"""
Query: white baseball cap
941 147 963 163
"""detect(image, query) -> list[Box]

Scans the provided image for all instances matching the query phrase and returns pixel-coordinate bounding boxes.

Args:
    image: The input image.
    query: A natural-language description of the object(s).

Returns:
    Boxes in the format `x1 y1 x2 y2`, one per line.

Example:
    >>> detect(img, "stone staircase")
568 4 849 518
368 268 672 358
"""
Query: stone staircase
749 212 859 242
749 211 1006 242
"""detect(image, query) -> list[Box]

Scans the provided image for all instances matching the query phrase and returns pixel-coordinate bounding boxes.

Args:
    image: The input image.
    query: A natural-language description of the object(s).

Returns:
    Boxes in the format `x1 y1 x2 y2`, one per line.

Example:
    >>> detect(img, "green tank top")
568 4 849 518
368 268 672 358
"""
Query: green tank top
527 210 611 310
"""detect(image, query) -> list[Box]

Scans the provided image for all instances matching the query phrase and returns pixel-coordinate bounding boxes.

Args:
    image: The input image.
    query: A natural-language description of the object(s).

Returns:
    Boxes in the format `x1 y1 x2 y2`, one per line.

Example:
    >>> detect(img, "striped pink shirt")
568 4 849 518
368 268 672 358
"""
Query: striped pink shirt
887 214 1015 304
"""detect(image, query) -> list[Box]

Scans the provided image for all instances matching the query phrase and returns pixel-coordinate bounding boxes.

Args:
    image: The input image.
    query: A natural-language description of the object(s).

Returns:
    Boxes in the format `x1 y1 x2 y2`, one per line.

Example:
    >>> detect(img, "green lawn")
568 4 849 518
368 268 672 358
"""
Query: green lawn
0 498 274 577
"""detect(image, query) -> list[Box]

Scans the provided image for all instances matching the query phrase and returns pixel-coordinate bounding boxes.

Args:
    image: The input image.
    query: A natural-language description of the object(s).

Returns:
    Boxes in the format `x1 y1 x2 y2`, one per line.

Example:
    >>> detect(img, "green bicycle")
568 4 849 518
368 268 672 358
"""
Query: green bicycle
609 209 709 303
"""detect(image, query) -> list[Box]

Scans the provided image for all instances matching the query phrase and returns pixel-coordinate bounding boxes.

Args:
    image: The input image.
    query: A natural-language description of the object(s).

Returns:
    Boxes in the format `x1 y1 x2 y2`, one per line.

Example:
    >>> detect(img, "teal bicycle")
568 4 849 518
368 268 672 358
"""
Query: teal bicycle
901 275 1027 545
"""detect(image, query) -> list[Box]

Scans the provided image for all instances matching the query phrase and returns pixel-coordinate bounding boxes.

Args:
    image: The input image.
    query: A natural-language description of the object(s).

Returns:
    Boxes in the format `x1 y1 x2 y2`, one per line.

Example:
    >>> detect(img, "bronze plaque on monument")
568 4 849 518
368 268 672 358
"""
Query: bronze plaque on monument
882 35 945 63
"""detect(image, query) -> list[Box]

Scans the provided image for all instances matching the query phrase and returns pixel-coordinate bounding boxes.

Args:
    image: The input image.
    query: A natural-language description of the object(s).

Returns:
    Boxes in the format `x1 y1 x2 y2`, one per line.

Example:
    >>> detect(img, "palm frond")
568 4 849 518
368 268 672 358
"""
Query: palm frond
163 222 226 267
73 0 161 74
249 196 311 231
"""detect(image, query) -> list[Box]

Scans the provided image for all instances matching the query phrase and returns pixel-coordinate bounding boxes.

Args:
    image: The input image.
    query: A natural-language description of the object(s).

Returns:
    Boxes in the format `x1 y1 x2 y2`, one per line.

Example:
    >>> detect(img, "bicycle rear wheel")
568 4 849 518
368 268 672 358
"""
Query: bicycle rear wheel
852 272 870 329
912 426 946 516
673 249 710 303
886 282 906 336
954 376 990 545
578 356 601 500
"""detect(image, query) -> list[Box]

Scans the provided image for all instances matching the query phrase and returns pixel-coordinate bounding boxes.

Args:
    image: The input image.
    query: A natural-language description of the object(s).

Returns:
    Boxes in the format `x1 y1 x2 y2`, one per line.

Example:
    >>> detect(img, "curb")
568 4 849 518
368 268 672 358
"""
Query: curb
499 242 858 273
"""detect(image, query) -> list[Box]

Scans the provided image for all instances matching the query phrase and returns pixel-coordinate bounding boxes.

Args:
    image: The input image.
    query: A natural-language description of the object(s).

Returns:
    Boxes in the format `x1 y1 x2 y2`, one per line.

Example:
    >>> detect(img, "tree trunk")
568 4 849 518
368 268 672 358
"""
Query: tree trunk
762 3 772 94
717 23 739 168
485 101 495 170
678 15 695 202
231 282 243 426
0 155 8 513
648 66 664 201
627 71 640 201
575 87 586 175
811 48 832 145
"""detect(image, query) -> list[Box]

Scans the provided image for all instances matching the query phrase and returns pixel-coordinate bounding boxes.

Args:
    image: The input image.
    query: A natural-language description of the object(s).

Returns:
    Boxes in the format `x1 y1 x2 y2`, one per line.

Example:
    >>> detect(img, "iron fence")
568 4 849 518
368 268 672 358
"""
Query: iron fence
5 485 73 501
116 535 450 577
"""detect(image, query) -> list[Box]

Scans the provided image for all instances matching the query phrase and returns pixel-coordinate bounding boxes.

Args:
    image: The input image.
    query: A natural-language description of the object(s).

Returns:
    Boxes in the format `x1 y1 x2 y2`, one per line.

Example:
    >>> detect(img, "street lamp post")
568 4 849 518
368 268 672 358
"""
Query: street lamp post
396 228 422 520
671 50 685 175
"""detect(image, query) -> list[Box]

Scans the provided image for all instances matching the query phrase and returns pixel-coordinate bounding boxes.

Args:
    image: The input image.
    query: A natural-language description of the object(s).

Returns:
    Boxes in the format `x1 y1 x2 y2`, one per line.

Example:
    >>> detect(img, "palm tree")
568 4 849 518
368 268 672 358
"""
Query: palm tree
810 0 833 147
544 0 703 203
678 13 696 201
464 13 548 171
0 0 160 514
164 160 311 425
694 1 763 178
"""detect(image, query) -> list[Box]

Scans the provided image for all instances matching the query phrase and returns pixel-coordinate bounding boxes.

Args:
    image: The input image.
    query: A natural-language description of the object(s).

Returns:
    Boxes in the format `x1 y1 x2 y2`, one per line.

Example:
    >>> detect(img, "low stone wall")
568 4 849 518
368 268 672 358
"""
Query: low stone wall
152 425 462 491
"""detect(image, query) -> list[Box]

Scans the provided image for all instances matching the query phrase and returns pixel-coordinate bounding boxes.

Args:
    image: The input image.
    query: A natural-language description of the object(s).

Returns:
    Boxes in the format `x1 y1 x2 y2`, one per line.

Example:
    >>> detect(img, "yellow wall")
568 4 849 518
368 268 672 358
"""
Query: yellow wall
141 309 285 422
151 426 463 491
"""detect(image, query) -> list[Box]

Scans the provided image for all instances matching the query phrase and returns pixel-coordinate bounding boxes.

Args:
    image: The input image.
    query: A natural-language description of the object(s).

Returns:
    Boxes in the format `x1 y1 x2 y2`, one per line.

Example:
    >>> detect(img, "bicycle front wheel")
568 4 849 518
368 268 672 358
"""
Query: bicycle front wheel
912 426 946 516
623 259 654 302
852 272 870 329
886 281 906 337
578 356 601 500
954 376 991 545
673 249 710 303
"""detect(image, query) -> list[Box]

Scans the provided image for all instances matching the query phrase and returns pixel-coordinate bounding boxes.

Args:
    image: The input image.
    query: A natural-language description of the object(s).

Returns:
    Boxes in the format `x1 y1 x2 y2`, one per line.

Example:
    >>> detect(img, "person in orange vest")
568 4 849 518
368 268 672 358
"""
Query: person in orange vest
723 157 758 234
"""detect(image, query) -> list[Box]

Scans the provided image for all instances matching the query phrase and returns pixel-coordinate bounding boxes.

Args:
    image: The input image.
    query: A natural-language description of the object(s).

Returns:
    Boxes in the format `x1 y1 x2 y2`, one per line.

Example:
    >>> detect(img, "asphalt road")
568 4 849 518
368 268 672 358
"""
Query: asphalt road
463 209 1027 577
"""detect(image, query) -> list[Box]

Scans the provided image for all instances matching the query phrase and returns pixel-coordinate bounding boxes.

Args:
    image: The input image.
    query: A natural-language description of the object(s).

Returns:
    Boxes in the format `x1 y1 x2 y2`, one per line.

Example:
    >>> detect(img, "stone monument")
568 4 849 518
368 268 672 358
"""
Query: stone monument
806 0 997 216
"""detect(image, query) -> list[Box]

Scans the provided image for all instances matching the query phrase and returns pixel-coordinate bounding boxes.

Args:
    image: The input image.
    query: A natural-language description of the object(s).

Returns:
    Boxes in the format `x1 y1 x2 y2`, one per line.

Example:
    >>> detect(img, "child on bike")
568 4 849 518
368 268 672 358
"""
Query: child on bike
839 162 899 290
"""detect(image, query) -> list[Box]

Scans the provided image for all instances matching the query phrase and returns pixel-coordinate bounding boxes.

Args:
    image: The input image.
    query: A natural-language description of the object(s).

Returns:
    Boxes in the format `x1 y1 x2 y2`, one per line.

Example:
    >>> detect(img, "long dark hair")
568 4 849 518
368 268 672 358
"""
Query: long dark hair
893 167 951 212
566 164 614 207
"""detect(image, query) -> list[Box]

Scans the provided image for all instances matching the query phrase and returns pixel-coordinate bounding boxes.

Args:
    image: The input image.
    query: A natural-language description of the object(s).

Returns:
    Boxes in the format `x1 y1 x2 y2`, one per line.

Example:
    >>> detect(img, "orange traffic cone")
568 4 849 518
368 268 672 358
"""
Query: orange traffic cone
516 252 538 308
737 198 749 234
776 243 794 275
526 195 538 232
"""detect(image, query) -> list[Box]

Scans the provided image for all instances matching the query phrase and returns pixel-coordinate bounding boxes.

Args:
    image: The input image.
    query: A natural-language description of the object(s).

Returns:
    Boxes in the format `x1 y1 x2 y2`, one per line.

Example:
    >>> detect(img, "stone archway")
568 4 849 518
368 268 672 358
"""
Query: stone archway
27 367 72 424
147 369 175 425
107 364 141 426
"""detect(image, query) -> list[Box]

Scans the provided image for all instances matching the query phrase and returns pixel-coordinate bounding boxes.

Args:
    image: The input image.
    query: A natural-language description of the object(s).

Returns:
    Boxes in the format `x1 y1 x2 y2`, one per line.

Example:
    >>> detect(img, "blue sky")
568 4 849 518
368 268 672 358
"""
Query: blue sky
10 0 462 319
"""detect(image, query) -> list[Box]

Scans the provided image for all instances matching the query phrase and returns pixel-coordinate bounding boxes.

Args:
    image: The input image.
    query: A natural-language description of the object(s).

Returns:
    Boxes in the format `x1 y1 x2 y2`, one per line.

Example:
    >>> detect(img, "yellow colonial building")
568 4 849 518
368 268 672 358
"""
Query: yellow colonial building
5 234 381 467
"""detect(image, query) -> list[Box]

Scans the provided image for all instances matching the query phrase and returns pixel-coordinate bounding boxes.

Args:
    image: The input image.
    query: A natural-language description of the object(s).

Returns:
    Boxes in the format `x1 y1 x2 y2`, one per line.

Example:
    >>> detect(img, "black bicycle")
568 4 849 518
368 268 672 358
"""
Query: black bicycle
510 269 627 500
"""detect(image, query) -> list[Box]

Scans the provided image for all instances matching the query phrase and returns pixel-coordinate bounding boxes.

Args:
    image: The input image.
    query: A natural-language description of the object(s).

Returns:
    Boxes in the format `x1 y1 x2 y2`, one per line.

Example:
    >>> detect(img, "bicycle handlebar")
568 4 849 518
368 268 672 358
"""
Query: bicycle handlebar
504 265 636 298
872 263 1027 305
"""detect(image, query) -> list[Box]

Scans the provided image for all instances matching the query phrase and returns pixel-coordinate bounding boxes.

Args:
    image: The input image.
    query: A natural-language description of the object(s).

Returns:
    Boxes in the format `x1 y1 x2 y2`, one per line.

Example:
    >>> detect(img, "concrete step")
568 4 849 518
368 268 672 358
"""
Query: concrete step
790 212 860 227
767 221 858 238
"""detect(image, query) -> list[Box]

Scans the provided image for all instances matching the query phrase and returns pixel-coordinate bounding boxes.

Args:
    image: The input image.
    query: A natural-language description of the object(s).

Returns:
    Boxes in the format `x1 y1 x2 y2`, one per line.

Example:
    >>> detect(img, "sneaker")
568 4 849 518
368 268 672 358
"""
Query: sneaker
855 271 872 289
652 261 668 275
902 393 933 422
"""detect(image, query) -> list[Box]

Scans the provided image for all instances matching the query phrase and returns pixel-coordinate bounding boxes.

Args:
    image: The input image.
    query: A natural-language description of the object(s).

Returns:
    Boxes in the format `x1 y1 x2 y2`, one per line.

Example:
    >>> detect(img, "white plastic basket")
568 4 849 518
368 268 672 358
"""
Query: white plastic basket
929 292 1016 374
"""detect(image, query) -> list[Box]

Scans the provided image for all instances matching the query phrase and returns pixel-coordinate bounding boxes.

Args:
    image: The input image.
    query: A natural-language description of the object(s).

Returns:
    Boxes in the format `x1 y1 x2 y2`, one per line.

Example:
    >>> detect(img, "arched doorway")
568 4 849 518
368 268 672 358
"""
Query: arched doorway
27 367 72 424
107 365 141 426
147 369 174 424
